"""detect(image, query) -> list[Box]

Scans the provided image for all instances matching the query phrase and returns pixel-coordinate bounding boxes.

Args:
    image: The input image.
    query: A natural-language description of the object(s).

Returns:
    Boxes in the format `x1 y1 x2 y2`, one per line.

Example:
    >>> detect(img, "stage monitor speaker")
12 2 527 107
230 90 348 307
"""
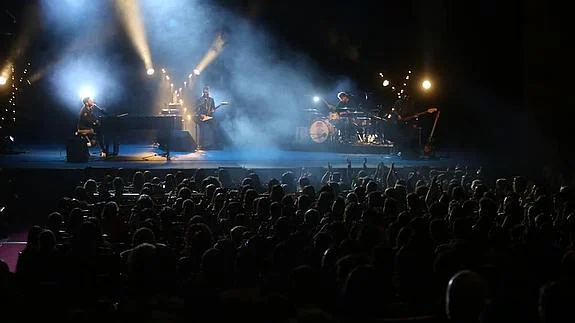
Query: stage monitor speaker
66 136 89 162
159 130 196 152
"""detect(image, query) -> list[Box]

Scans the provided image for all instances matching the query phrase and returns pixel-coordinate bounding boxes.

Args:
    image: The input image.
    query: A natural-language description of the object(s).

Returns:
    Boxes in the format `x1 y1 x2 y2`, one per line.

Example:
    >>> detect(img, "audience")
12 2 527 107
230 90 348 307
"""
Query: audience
1 163 573 322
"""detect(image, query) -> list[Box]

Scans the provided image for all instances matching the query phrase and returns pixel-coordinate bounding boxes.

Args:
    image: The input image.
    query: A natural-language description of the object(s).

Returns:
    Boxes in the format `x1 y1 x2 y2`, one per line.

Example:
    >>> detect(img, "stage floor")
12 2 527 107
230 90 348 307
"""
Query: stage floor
0 144 480 170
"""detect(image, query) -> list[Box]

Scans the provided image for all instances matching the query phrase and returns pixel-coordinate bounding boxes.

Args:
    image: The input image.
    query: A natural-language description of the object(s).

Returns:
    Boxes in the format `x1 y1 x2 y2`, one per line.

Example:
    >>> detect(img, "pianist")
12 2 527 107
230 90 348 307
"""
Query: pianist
78 96 106 157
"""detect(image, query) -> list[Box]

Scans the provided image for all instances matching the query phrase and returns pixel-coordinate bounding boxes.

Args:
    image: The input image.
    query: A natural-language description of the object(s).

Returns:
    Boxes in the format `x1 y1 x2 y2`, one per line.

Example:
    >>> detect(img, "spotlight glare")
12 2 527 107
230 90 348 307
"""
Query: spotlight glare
146 68 155 76
0 76 6 85
422 80 432 90
382 80 389 87
313 96 320 103
405 75 410 80
79 86 95 99
193 69 201 76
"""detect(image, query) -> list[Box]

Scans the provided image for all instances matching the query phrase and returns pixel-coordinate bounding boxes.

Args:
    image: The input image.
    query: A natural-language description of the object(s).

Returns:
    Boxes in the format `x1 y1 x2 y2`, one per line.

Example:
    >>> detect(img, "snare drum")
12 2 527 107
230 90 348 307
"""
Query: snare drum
309 119 335 143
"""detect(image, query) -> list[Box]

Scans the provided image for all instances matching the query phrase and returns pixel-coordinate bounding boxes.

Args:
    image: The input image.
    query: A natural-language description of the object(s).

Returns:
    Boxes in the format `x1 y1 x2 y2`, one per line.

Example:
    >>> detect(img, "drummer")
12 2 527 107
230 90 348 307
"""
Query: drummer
335 92 353 110
333 92 356 143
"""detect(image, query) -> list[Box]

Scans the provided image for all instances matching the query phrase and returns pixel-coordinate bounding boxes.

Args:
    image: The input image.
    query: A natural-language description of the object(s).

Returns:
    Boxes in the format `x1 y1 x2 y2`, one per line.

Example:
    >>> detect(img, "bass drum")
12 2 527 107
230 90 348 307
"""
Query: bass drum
309 119 334 143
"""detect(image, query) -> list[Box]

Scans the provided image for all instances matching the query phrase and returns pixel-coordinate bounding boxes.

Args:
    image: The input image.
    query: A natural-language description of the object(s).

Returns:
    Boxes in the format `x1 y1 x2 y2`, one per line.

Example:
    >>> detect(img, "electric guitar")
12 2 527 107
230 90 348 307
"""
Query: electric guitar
197 102 229 122
400 107 438 122
423 109 441 156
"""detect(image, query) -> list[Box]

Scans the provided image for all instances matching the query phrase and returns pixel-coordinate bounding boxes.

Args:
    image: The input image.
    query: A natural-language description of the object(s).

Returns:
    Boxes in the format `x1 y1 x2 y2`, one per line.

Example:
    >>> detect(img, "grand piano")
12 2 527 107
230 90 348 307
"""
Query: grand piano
99 115 183 160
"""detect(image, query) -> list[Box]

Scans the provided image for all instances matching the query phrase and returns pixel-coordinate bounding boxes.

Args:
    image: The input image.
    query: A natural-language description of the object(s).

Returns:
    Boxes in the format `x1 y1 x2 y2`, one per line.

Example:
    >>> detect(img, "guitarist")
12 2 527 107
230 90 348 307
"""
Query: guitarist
195 86 220 149
393 107 438 159
197 86 216 120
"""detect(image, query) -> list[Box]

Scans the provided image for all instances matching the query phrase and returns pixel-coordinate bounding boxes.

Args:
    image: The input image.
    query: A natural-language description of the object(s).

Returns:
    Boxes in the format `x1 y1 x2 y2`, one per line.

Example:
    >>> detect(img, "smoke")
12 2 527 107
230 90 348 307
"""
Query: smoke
39 0 111 41
141 0 326 149
208 11 323 149
37 0 332 149
48 52 125 111
39 0 125 112
139 0 216 80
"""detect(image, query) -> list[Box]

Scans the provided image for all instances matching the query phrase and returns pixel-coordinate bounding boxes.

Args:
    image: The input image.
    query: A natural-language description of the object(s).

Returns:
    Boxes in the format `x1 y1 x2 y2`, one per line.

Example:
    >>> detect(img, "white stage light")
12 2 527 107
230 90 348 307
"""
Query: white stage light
79 86 95 99
422 80 432 90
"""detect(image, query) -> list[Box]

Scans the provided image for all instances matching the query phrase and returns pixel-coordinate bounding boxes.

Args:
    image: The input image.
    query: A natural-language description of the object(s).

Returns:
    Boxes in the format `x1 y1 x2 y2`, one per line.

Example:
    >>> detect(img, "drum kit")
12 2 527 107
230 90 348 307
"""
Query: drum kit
304 107 391 145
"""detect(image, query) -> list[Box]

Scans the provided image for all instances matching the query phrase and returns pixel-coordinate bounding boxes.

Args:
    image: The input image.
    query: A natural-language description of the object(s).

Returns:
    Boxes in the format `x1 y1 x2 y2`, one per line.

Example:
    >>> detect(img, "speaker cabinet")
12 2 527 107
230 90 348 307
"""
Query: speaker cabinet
159 130 196 152
66 136 90 162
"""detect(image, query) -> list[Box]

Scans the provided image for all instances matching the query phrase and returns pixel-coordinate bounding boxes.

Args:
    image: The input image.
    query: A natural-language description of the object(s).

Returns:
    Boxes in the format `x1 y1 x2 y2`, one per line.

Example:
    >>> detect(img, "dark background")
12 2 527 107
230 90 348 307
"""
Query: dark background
1 0 572 167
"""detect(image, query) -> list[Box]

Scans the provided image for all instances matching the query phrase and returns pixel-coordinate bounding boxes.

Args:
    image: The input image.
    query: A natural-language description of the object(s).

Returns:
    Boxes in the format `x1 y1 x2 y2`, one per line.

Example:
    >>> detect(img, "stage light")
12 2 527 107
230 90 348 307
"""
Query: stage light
0 76 6 85
79 86 95 99
188 74 193 79
165 75 170 81
422 80 432 90
146 68 155 75
193 69 200 76
379 72 383 77
383 80 389 87
405 75 409 80
408 70 412 74
114 0 154 79
161 68 166 74
313 96 320 103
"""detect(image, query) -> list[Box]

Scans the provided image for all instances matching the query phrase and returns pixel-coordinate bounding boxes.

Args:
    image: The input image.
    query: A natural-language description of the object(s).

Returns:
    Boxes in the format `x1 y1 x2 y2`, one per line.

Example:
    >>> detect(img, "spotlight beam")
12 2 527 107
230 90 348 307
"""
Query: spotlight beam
194 33 225 75
114 0 153 72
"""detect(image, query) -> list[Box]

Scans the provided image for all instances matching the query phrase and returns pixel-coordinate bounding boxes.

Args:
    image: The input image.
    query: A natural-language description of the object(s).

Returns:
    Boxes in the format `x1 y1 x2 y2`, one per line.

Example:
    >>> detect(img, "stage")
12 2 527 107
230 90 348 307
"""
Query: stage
0 144 477 170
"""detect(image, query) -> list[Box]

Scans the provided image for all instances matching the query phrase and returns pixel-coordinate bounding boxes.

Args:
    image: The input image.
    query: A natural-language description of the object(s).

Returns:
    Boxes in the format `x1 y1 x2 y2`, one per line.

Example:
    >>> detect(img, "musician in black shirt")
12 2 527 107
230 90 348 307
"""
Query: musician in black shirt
335 91 354 110
195 86 220 149
334 92 356 143
78 96 106 156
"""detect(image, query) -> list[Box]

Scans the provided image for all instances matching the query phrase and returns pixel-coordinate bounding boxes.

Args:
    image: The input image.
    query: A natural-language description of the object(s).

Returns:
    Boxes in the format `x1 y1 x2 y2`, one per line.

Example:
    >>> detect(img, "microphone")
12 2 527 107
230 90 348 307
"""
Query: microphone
93 104 108 115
